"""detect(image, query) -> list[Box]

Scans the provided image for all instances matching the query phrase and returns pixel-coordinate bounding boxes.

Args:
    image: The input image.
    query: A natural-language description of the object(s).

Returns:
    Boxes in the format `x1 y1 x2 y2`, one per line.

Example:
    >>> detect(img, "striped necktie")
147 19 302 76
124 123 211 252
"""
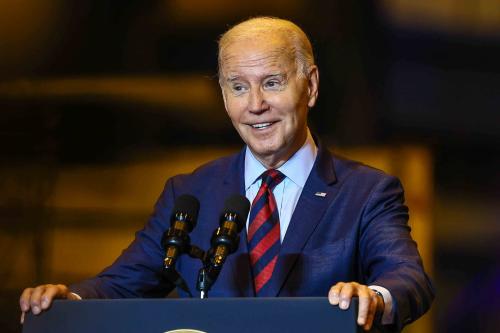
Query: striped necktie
248 169 285 295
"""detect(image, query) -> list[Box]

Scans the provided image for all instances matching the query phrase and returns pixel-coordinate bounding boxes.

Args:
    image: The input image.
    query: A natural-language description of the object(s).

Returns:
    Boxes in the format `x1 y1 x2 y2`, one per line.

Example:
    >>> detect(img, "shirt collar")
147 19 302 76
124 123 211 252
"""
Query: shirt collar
244 129 318 190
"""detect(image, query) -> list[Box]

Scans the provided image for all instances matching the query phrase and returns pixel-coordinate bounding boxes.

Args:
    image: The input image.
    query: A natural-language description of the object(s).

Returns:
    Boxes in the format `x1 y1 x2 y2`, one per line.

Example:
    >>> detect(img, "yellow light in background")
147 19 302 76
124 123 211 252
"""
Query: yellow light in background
0 75 226 129
0 0 62 73
162 0 303 24
0 76 218 108
380 0 500 36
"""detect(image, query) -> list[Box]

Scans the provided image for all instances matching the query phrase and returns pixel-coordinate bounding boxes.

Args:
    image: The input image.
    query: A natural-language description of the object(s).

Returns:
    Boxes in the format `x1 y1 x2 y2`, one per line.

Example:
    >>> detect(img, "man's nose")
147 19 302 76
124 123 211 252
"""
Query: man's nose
248 88 269 114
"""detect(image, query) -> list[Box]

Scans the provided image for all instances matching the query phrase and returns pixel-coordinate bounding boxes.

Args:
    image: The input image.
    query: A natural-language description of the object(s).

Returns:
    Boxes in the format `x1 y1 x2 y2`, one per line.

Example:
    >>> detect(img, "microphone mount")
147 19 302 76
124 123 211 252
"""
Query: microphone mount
197 209 247 298
162 194 249 299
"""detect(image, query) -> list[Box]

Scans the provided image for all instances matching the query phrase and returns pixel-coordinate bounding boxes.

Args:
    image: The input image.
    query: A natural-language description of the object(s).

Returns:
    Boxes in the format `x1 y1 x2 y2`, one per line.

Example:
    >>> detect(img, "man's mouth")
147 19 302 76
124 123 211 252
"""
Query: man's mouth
250 122 275 129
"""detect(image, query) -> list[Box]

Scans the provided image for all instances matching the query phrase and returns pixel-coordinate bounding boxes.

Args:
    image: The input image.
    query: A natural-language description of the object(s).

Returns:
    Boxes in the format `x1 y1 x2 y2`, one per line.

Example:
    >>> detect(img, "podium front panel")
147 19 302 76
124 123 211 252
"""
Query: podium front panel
23 297 361 333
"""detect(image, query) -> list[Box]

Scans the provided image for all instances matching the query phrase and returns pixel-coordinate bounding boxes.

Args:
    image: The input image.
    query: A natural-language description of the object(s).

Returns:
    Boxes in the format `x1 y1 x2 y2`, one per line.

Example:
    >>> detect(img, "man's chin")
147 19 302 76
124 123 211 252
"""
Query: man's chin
248 144 277 158
248 146 289 168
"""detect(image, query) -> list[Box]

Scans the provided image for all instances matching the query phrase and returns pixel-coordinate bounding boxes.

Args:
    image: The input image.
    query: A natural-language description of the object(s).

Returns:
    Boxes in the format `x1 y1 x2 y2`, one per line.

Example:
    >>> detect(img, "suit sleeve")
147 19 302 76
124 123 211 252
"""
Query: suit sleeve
359 175 435 331
69 178 177 298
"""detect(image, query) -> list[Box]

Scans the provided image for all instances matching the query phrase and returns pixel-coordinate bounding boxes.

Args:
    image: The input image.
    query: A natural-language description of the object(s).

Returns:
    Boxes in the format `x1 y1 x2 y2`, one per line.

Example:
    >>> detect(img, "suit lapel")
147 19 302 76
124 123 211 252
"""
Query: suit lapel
220 148 255 296
263 144 339 297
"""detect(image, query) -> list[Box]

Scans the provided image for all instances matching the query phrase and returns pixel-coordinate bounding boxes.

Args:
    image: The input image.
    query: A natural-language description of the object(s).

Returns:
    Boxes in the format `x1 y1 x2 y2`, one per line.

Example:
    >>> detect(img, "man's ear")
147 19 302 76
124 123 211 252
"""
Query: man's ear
307 65 319 108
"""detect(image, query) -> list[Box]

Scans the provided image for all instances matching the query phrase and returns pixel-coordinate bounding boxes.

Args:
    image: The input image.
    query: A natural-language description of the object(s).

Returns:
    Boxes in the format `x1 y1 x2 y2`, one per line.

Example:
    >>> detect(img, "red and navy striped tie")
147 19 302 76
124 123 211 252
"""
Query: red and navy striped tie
248 169 285 295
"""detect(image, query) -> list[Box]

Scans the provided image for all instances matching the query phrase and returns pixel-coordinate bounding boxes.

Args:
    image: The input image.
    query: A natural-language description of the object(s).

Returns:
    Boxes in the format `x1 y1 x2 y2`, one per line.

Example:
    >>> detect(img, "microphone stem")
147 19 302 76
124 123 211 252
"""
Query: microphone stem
164 246 178 268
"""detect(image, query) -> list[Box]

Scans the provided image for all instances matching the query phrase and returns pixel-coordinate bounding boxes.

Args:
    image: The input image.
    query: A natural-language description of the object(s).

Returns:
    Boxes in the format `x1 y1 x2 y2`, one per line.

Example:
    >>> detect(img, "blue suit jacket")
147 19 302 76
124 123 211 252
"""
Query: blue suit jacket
71 143 434 330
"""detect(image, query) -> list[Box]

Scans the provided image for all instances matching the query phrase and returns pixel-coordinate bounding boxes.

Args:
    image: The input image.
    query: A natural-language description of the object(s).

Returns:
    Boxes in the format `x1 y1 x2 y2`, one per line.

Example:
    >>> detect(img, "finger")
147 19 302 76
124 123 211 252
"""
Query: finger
328 282 345 305
339 282 356 310
356 286 372 326
363 295 379 331
40 285 65 310
20 311 25 325
19 288 34 313
29 285 47 315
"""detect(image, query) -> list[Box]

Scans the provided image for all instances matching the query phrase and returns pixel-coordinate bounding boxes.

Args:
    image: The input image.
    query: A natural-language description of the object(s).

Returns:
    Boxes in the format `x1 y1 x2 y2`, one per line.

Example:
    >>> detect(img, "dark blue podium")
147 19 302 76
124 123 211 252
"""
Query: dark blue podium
23 297 363 333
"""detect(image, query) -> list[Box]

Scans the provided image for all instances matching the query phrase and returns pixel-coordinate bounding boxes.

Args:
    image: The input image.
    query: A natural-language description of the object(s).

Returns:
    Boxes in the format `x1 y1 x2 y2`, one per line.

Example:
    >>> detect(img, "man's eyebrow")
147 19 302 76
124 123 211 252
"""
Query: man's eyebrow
226 76 240 82
226 73 286 82
265 73 287 80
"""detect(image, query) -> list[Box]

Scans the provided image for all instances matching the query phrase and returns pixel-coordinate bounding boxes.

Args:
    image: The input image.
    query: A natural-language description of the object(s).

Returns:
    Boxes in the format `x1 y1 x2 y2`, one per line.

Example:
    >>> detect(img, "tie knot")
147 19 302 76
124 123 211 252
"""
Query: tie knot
260 169 285 190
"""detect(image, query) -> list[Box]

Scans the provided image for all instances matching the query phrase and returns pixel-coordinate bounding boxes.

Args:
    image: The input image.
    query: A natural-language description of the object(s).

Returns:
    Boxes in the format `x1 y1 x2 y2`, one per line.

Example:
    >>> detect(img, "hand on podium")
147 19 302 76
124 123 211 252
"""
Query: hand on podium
328 281 385 331
19 284 80 324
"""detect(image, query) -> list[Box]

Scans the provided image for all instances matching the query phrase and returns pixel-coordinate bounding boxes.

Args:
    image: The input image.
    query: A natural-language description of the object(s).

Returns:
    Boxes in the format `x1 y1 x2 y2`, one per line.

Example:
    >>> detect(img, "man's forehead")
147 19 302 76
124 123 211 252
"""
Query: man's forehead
223 49 286 68
222 33 290 56
221 56 293 82
220 37 295 75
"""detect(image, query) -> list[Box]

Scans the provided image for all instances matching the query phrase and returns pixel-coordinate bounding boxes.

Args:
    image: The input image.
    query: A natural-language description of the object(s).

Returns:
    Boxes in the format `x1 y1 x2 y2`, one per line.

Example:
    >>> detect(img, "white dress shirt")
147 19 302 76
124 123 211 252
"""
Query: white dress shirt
244 130 318 242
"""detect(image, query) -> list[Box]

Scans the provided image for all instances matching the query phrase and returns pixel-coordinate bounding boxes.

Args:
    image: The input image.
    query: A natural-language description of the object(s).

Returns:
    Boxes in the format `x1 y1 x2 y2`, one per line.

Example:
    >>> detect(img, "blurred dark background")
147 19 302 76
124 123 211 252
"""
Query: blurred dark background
1 1 499 332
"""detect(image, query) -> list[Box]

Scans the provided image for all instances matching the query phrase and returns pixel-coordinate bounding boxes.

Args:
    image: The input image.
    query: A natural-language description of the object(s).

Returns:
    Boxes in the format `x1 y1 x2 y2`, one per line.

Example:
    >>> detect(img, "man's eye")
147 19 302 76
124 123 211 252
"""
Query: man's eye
264 80 281 89
231 84 246 93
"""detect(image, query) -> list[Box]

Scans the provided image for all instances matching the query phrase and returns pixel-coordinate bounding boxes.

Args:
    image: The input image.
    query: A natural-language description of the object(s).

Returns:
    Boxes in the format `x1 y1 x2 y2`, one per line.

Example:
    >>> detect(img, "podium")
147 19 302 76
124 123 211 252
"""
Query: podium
23 297 363 333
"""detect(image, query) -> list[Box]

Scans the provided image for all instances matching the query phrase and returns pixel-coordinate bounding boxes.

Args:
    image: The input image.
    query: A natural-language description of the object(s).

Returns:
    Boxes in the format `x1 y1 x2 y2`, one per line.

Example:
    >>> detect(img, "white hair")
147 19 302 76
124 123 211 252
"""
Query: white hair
218 16 315 82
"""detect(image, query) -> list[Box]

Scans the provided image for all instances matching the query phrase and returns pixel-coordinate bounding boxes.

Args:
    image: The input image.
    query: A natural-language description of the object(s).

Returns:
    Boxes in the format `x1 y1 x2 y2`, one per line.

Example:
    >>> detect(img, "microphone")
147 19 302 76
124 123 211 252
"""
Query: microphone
198 194 250 296
162 194 200 270
210 194 250 266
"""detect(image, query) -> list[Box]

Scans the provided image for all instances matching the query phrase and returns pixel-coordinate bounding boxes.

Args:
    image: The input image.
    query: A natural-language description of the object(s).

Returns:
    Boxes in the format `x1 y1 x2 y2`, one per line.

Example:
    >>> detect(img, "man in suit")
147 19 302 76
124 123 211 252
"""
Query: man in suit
20 17 434 331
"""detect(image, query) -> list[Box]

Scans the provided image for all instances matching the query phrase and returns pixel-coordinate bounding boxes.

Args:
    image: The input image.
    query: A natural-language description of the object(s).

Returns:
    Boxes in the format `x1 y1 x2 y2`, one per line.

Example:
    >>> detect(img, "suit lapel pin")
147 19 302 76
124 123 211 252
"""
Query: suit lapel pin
314 192 327 197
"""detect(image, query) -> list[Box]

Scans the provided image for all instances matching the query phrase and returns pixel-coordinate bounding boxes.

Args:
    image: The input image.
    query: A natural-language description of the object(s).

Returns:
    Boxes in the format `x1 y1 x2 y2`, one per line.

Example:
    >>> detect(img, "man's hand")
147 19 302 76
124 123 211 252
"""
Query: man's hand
328 282 384 331
19 284 79 324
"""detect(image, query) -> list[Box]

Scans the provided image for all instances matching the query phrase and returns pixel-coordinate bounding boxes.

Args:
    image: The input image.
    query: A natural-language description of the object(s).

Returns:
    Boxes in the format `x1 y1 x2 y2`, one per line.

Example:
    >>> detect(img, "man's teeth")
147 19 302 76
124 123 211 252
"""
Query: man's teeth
252 122 272 129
